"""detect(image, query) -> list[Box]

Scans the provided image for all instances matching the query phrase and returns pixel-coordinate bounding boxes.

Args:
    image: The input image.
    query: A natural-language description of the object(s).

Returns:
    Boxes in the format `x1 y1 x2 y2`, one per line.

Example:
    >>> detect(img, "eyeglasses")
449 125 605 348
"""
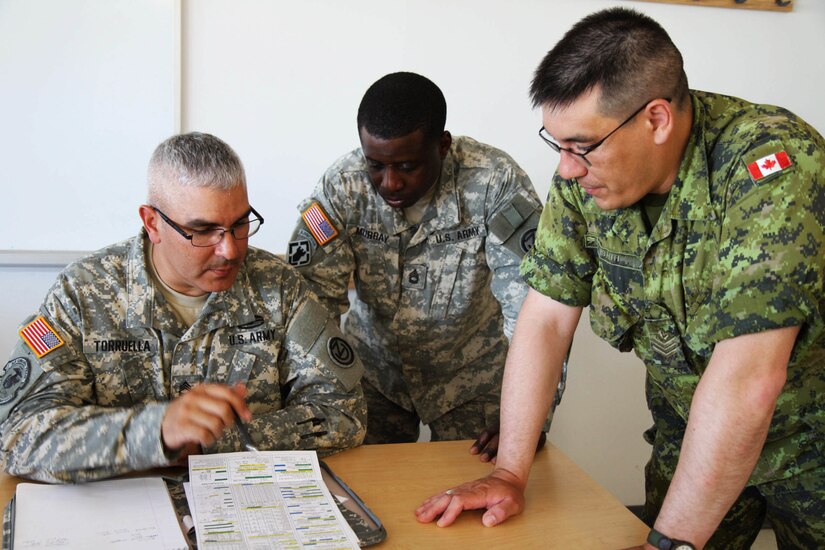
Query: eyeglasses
538 97 671 167
152 206 264 247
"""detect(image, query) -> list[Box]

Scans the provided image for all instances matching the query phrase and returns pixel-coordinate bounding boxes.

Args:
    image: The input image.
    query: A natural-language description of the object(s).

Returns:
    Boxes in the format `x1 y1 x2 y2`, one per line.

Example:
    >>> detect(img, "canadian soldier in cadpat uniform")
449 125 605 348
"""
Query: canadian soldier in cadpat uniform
0 132 366 484
417 8 825 549
289 72 559 454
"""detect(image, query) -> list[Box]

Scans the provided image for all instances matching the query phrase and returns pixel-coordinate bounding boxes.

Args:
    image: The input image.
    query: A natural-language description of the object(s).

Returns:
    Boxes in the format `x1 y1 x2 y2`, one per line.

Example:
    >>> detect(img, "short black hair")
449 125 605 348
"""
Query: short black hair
530 7 689 116
357 72 447 140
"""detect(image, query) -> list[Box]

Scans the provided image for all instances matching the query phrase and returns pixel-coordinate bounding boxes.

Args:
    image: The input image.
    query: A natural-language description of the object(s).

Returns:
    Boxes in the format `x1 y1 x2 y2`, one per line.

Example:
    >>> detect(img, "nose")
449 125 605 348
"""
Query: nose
557 151 589 180
215 231 240 260
381 167 404 193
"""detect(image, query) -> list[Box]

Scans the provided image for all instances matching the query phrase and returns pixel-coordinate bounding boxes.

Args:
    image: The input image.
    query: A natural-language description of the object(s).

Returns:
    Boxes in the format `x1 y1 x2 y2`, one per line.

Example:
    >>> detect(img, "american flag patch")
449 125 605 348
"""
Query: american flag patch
19 316 65 358
302 202 339 245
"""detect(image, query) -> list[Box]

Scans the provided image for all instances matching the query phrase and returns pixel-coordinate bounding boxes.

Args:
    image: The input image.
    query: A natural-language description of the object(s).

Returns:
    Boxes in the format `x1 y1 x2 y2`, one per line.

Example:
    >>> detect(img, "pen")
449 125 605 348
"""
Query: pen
234 409 259 453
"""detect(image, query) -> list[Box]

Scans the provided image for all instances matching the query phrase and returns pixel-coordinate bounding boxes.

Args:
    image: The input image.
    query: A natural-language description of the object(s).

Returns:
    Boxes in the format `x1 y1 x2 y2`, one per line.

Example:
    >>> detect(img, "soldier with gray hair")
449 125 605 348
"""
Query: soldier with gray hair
417 8 825 549
0 132 367 483
288 72 554 455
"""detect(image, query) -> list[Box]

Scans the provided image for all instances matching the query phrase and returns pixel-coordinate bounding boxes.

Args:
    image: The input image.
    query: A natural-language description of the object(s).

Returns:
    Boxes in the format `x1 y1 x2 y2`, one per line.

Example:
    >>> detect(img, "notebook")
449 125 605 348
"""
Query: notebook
13 476 188 549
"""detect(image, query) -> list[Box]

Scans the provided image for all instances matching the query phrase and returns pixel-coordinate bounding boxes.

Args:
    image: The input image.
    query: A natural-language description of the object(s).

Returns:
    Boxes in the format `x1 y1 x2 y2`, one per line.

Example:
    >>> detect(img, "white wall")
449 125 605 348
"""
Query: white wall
183 0 825 257
0 0 178 251
2 0 824 506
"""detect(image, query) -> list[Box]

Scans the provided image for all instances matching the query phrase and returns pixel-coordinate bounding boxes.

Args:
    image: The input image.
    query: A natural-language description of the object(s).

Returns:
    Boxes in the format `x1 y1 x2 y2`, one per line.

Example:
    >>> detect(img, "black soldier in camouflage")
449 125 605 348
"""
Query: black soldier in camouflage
289 73 556 454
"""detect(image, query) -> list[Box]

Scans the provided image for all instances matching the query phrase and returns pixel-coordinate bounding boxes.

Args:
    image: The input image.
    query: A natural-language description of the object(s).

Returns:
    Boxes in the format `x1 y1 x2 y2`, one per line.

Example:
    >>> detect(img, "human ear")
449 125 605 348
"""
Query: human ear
138 204 162 244
647 99 674 146
439 131 452 158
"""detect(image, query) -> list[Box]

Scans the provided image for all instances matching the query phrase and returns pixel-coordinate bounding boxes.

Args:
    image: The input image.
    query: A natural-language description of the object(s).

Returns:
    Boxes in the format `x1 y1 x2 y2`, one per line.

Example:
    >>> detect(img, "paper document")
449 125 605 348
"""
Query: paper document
14 476 188 549
188 450 359 549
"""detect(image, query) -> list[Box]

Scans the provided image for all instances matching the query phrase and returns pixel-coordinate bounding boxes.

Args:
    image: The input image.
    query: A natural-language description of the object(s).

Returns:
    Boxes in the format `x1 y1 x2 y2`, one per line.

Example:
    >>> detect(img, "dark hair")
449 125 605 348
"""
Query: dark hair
357 72 447 140
530 7 689 116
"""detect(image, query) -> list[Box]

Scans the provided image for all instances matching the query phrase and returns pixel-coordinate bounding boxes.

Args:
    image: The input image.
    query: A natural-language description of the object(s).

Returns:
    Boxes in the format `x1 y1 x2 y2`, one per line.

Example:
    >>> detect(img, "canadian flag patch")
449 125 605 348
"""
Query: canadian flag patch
746 151 792 182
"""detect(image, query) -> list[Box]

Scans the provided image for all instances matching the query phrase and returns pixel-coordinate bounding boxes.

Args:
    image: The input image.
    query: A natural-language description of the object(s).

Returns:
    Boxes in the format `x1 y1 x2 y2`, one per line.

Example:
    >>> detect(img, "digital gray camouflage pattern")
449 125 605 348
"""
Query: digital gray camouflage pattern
290 136 547 439
0 234 366 484
522 90 825 545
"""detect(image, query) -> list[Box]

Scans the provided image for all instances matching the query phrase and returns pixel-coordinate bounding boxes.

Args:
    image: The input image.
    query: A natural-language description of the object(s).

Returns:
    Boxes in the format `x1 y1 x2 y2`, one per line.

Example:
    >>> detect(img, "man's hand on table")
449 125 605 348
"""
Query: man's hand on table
415 468 526 527
469 421 547 463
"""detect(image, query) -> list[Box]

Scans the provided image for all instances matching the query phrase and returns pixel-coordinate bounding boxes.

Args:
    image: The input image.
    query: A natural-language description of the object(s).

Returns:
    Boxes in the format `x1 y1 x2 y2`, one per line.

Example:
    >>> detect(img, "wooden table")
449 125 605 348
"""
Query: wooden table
0 440 649 549
323 440 648 549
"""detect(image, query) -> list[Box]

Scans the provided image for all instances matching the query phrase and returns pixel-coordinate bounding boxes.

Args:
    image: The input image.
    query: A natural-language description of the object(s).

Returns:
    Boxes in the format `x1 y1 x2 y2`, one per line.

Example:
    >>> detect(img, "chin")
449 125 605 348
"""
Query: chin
198 274 239 294
594 196 628 211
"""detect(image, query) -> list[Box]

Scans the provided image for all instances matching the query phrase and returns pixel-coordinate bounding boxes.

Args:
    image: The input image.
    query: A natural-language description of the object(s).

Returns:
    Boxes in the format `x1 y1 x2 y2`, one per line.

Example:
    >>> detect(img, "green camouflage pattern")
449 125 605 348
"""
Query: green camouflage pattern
290 136 545 431
522 90 825 524
0 234 366 483
643 381 825 548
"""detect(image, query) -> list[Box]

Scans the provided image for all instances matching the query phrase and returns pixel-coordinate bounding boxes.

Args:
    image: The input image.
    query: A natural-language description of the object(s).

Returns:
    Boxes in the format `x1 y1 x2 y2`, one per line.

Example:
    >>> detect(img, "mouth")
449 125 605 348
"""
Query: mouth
382 197 407 208
208 264 237 277
578 182 601 196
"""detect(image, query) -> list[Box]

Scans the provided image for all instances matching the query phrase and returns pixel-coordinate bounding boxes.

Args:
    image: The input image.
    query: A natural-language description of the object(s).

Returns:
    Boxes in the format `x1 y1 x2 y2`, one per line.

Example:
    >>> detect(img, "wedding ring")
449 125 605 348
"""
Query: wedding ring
445 489 455 495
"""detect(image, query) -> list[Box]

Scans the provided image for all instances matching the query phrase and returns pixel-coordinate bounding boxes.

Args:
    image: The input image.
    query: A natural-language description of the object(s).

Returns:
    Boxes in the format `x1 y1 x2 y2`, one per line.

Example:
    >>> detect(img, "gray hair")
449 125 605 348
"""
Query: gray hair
147 132 246 206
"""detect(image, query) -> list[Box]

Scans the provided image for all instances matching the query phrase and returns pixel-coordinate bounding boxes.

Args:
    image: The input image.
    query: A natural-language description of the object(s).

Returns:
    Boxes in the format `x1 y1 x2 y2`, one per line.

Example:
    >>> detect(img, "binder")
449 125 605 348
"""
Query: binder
320 460 387 547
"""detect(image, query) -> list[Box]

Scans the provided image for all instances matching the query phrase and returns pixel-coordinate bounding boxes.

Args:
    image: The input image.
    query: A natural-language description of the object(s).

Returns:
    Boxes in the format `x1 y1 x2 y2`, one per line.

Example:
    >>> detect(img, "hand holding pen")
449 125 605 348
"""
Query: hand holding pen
233 407 259 452
161 383 255 452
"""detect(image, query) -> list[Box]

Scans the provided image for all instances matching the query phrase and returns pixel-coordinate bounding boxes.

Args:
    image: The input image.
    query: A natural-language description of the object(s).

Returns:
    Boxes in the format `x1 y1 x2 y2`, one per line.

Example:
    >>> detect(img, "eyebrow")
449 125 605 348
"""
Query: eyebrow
183 208 251 229
364 156 418 166
550 130 598 145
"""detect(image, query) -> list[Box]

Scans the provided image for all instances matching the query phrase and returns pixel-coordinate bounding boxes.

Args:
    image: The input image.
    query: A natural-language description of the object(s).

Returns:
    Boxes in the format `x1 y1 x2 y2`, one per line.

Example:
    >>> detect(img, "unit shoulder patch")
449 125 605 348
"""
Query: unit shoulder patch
520 227 536 253
327 337 355 368
0 357 30 405
287 239 312 266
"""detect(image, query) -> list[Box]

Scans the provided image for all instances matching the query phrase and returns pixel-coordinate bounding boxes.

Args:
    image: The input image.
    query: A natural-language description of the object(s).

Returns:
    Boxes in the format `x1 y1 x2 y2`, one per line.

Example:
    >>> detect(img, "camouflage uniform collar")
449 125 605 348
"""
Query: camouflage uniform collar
126 234 166 329
191 260 260 339
665 92 717 223
125 235 258 336
406 148 461 248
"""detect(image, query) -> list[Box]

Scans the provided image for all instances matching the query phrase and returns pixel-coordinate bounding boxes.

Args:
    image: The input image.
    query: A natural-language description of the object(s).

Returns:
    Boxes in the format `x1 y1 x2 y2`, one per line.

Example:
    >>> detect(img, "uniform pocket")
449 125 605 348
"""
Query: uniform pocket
85 342 159 405
429 236 486 320
642 307 699 422
228 344 283 414
351 228 400 317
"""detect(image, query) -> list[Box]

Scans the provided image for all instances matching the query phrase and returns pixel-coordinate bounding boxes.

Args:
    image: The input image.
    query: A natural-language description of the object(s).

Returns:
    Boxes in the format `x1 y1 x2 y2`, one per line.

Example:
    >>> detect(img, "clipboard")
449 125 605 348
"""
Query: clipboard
3 460 387 549
320 460 387 547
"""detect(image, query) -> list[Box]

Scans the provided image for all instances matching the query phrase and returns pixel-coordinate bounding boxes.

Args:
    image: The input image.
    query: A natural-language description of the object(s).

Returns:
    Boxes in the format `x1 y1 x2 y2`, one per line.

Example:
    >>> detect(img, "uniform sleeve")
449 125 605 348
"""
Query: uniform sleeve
211 274 367 457
484 163 544 338
286 173 355 320
520 172 596 307
0 278 174 483
706 134 825 349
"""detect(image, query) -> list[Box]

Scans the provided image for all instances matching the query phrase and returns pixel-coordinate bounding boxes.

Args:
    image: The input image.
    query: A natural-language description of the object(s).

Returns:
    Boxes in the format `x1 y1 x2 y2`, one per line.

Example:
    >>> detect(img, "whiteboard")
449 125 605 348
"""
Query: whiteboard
0 0 178 252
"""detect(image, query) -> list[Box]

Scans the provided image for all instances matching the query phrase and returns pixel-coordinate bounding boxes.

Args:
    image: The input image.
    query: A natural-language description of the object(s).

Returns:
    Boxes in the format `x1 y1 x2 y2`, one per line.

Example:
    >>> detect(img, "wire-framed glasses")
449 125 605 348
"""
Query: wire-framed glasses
152 206 264 247
538 97 671 167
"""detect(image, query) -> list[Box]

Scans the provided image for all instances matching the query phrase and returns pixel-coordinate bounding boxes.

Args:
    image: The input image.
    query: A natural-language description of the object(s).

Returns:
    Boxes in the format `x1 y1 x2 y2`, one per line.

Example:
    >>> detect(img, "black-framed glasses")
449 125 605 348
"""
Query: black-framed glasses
538 97 671 167
152 206 264 247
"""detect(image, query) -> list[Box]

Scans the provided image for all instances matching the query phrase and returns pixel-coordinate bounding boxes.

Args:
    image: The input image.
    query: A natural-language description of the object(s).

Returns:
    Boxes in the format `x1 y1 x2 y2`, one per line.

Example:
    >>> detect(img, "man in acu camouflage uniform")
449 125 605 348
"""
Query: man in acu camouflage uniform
417 8 825 549
288 72 554 452
0 132 366 484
